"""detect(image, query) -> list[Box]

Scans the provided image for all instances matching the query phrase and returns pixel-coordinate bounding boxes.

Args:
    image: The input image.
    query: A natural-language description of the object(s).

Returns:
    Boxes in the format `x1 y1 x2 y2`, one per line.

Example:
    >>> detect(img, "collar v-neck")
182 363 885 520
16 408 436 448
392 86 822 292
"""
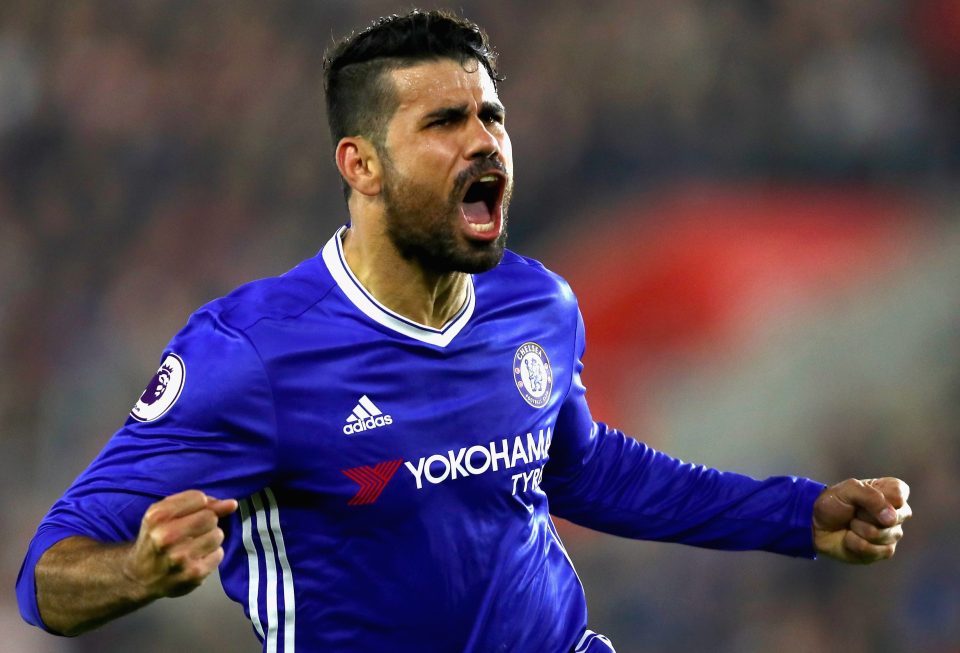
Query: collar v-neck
321 226 476 347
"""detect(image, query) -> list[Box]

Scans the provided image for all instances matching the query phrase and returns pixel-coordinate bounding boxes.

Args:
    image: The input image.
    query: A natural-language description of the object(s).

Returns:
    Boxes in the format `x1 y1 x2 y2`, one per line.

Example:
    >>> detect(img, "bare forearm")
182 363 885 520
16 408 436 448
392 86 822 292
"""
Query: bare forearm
32 492 237 636
35 536 155 636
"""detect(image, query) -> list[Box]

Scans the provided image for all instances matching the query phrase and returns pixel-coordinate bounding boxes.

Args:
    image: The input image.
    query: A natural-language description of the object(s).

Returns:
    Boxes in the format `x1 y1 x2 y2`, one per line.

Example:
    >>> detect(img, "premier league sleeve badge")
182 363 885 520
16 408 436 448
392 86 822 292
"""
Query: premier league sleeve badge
130 353 186 422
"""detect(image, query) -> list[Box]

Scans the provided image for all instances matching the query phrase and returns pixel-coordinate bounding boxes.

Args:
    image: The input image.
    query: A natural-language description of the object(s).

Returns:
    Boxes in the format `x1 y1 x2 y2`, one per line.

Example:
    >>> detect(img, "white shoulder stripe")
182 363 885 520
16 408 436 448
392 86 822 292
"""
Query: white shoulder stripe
240 489 296 652
321 226 475 347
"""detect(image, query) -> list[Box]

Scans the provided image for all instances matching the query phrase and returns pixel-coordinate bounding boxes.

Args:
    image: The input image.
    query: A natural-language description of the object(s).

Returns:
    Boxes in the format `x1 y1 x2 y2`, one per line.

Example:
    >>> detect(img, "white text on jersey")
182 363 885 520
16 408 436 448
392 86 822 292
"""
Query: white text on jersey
404 427 552 491
343 395 394 434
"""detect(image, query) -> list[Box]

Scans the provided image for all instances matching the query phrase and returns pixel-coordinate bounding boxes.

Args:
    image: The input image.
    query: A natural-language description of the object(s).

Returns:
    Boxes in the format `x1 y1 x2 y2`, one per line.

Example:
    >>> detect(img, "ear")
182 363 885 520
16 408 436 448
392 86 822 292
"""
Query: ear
335 137 383 197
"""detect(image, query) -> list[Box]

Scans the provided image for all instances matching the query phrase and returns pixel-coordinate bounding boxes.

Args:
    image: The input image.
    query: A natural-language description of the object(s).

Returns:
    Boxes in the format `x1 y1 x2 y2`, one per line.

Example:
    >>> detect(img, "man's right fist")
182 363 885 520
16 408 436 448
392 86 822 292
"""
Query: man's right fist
123 490 238 599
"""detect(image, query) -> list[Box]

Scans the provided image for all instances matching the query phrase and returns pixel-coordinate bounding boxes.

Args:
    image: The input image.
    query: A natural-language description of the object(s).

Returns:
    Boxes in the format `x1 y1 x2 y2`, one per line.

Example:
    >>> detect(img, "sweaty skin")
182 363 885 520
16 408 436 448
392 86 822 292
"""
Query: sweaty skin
337 59 513 328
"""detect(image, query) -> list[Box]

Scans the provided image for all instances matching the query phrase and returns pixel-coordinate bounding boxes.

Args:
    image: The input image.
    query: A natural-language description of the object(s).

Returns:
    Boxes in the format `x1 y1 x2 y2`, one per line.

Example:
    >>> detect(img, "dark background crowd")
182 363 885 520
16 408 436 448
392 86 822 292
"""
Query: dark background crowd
2 1 959 651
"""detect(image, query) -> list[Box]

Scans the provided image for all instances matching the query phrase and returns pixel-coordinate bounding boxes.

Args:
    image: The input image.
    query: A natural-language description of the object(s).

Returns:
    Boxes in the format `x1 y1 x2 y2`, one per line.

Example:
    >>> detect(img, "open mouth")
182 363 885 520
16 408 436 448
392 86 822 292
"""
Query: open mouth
460 173 506 238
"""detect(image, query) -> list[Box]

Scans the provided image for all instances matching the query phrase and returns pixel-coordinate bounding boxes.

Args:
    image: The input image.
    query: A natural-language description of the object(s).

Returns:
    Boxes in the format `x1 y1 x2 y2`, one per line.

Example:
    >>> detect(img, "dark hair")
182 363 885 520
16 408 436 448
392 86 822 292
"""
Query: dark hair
323 9 502 198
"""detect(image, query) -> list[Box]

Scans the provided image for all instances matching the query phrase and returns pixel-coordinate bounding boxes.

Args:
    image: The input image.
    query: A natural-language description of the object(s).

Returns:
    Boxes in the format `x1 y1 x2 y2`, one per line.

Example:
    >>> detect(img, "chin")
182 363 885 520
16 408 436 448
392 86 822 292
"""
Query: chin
385 200 509 274
445 232 507 273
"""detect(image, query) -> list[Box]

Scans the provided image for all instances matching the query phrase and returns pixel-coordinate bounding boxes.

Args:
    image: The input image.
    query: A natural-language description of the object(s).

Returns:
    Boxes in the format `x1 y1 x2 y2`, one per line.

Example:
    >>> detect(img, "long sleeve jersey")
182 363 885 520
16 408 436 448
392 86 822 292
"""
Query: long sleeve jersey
18 227 825 652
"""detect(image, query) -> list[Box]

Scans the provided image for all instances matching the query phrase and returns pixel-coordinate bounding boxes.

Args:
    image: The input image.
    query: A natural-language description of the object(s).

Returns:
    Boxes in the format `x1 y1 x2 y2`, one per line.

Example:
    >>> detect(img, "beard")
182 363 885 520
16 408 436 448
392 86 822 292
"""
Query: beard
380 157 511 275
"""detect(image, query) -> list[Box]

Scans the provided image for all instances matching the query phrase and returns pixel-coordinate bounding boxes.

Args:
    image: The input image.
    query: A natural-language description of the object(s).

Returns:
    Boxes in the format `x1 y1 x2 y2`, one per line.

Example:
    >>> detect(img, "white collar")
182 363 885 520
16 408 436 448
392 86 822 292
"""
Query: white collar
321 226 475 347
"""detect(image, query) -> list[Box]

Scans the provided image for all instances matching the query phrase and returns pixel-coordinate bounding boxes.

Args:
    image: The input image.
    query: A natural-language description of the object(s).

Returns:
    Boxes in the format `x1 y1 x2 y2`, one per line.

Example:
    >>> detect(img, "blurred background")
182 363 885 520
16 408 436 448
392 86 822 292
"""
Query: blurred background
2 1 958 651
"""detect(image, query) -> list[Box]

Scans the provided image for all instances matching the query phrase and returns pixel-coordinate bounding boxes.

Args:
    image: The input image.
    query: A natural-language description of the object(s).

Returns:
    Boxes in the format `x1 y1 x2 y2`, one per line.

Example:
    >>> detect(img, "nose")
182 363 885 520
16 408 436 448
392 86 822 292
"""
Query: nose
465 117 501 161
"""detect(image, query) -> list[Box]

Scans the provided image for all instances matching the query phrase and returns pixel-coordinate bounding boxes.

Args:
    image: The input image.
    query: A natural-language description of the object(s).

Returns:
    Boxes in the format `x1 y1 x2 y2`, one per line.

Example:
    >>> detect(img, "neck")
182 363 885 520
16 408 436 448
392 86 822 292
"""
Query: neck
341 223 469 330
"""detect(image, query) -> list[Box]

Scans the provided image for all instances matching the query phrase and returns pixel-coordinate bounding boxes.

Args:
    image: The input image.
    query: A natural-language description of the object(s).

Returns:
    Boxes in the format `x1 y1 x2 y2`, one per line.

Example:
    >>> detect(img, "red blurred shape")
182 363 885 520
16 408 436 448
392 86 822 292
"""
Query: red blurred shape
550 184 919 430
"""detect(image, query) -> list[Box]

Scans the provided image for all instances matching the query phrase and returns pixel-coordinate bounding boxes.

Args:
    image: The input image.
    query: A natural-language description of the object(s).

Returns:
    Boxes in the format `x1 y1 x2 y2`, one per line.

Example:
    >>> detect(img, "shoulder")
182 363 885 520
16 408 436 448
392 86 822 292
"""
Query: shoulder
130 251 338 425
202 254 336 333
482 249 578 310
155 253 335 364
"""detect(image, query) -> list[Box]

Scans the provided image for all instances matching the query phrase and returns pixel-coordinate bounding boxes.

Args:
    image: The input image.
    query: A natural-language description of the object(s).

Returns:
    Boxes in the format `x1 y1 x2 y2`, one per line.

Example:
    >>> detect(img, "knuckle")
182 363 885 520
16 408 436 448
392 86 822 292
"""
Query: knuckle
192 555 219 580
148 528 169 551
872 528 895 545
199 530 225 555
179 489 206 503
166 548 188 568
143 506 163 527
160 528 183 550
184 563 206 581
166 559 187 577
843 478 860 488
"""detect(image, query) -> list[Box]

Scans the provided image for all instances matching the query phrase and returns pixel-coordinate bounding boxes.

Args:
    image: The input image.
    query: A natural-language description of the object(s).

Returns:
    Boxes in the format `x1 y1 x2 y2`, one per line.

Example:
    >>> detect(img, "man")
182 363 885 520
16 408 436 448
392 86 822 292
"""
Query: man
17 10 911 653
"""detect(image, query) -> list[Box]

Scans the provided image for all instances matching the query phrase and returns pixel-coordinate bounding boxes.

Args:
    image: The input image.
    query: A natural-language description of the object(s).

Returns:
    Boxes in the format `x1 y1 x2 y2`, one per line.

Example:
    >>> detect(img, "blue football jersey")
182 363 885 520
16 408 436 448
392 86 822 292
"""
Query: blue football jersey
18 227 826 652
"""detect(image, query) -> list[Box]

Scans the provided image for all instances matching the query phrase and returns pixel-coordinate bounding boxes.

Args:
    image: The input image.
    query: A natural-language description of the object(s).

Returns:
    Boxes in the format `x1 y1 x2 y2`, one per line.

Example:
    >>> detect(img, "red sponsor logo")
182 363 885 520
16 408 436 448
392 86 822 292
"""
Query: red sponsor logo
342 459 403 505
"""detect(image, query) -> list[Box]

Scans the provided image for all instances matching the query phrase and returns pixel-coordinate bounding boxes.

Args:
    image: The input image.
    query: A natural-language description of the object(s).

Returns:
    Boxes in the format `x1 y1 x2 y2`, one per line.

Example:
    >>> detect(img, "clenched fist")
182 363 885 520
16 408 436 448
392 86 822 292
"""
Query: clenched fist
813 477 911 564
123 490 238 599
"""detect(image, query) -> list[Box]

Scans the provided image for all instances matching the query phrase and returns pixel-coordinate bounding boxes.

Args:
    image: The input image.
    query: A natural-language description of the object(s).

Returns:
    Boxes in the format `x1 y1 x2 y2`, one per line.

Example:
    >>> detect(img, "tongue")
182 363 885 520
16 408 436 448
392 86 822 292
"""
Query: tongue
462 201 492 224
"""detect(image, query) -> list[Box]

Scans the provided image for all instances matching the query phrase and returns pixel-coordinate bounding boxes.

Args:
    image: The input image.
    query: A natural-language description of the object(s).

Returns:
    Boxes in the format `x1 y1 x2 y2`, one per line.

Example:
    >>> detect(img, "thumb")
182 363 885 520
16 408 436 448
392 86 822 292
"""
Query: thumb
814 484 855 531
205 496 239 518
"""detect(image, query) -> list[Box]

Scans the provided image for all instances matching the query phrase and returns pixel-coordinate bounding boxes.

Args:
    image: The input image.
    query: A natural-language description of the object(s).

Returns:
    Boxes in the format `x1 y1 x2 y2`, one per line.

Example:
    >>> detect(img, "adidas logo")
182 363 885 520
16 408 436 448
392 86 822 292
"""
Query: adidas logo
343 395 393 435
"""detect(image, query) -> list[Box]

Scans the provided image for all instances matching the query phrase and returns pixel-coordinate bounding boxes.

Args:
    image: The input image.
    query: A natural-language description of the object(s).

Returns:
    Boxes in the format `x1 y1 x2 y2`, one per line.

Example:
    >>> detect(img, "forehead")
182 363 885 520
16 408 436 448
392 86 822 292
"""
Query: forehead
388 58 500 115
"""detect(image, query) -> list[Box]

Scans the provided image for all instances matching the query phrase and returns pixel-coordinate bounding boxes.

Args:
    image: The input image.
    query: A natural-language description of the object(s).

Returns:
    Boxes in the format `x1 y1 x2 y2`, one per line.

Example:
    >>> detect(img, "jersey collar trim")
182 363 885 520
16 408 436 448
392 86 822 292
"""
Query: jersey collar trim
321 226 475 347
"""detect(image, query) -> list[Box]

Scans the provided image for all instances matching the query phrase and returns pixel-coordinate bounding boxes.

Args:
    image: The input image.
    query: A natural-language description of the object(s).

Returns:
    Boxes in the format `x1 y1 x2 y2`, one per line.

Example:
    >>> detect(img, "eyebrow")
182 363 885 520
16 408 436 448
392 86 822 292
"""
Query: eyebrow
422 101 506 124
422 105 468 124
480 101 506 120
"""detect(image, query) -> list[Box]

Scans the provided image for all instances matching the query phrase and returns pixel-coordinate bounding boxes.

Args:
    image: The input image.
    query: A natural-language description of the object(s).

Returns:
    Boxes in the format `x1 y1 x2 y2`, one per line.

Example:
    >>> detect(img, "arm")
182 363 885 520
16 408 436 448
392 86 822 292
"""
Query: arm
543 305 911 560
544 417 912 561
18 310 277 633
35 492 236 636
543 420 825 556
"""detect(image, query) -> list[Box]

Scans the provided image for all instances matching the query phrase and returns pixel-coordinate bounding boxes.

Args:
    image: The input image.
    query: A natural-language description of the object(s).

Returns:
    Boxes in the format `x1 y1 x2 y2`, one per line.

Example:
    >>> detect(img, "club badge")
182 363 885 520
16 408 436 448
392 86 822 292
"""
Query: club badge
513 342 553 408
130 353 185 422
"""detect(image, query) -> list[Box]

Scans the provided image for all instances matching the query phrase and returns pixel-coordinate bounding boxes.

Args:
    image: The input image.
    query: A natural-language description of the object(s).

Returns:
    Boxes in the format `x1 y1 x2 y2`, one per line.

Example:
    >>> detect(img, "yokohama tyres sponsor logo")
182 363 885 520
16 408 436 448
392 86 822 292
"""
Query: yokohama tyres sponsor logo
340 427 553 505
404 428 552 491
342 459 403 505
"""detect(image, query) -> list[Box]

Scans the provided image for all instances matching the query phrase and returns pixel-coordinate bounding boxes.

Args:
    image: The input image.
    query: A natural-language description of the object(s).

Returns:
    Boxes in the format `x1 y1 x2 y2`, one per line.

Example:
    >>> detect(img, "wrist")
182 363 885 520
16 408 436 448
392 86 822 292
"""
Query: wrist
118 542 161 604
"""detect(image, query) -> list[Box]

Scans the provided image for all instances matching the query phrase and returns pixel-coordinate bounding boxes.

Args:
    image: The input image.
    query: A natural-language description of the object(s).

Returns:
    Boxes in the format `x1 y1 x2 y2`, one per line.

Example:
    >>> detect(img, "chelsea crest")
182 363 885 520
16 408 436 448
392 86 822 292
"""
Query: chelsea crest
513 342 553 408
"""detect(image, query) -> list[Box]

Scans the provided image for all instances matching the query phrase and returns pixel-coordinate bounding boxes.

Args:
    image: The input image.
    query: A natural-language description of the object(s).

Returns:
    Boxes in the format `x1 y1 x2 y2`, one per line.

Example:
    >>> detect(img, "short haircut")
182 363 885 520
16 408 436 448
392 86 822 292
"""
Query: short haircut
323 9 502 199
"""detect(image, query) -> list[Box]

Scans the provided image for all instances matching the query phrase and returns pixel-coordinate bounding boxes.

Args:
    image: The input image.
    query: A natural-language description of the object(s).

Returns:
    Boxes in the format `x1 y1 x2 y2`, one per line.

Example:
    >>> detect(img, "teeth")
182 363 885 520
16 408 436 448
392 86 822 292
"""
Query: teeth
479 175 497 182
469 221 496 233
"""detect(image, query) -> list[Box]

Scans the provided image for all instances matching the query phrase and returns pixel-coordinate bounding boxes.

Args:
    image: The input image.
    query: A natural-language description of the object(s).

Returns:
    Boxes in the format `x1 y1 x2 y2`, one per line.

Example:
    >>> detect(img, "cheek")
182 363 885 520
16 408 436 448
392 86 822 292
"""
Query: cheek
423 138 461 164
499 133 514 171
404 142 458 179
